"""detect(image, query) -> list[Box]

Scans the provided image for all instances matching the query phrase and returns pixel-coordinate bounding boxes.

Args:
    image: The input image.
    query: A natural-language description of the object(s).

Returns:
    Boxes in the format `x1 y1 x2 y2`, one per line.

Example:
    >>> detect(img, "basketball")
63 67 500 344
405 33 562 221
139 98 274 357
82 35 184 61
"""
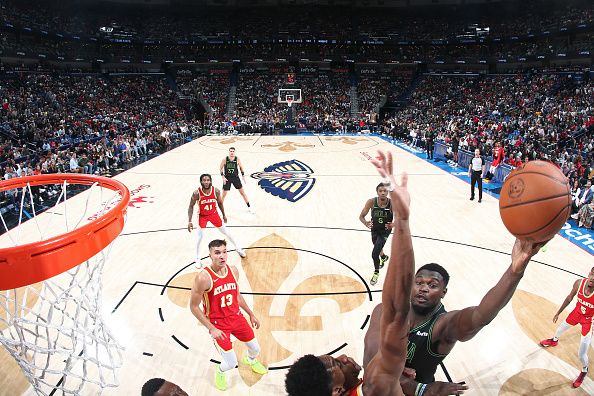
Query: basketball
499 161 571 242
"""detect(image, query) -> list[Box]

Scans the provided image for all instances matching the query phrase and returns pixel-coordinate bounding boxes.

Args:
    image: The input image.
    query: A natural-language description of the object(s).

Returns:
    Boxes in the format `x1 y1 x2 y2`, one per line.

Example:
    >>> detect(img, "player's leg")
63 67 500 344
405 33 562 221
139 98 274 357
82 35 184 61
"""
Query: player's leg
233 177 253 213
234 318 267 375
238 188 254 212
573 326 592 388
378 232 390 269
374 235 389 270
221 179 232 202
540 313 576 346
195 219 206 267
216 217 246 258
370 232 381 286
213 329 238 391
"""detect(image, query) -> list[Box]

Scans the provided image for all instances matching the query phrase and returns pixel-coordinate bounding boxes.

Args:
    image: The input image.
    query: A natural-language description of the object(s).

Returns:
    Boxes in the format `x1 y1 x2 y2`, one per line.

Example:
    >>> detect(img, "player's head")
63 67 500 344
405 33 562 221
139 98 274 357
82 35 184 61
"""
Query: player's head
411 263 449 315
587 267 594 287
229 147 236 157
200 174 212 189
376 183 389 199
208 239 228 267
141 378 188 396
285 354 361 396
474 148 480 157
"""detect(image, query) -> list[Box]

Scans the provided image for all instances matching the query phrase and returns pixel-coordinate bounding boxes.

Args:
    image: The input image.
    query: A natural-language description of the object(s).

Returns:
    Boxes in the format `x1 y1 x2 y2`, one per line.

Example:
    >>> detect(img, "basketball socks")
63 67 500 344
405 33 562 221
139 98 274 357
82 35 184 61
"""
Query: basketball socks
554 322 571 339
215 351 234 390
219 349 238 371
195 228 204 264
579 333 591 369
242 340 267 375
245 339 261 360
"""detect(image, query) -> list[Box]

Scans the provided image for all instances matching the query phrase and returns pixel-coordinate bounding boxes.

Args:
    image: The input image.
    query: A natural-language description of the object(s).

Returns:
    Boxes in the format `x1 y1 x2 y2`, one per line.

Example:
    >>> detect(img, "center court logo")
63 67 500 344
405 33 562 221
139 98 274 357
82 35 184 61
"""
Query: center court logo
251 160 315 202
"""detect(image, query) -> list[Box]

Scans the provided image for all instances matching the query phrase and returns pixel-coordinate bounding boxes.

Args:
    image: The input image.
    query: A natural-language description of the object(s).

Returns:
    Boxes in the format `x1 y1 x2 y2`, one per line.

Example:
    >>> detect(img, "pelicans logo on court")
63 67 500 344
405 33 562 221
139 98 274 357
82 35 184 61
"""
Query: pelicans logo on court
251 160 315 202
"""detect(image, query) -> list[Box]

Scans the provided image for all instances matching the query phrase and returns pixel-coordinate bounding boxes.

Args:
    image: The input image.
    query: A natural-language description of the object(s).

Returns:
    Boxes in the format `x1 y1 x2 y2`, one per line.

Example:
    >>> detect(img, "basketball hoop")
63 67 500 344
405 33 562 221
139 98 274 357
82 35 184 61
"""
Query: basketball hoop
0 173 130 395
287 98 294 108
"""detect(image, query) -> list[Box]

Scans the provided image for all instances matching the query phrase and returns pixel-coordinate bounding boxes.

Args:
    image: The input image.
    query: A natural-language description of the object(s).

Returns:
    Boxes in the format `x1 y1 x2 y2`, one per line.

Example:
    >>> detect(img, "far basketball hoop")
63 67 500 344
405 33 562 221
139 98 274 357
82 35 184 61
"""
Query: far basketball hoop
278 88 302 108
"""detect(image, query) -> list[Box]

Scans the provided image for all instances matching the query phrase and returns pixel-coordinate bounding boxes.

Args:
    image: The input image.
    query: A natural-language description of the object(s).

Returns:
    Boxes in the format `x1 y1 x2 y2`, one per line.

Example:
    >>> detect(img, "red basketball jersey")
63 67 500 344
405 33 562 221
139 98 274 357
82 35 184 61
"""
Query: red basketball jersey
198 187 217 216
576 278 594 317
202 265 240 320
347 381 364 395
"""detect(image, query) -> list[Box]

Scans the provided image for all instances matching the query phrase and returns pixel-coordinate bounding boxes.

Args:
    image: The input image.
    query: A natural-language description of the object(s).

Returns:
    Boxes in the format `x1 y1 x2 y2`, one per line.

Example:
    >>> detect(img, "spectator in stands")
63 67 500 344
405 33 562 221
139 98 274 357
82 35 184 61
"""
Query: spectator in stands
577 200 594 229
571 180 593 216
69 152 81 173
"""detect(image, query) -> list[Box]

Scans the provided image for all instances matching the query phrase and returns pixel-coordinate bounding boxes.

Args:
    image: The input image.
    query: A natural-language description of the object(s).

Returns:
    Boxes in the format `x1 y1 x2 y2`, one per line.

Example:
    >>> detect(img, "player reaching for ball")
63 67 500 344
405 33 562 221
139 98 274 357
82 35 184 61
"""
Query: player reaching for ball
285 150 548 396
363 237 549 395
539 266 594 388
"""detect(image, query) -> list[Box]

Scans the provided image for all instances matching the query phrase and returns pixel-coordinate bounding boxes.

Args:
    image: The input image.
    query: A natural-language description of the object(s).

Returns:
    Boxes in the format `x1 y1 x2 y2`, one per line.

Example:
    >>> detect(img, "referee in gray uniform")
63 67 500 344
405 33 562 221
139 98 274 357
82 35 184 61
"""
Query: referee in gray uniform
468 148 485 202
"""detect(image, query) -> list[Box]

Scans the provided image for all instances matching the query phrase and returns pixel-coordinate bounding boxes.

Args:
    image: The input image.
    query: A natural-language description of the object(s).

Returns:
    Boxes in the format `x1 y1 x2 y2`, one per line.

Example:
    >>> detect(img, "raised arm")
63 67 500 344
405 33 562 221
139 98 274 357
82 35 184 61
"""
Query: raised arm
366 151 413 379
438 238 547 344
188 191 198 232
552 279 580 323
359 199 374 229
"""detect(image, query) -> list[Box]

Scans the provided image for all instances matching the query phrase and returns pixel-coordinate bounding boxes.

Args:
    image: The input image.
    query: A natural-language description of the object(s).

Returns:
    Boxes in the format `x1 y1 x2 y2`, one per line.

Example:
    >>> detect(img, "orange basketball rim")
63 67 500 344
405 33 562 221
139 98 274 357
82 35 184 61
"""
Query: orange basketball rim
0 174 130 290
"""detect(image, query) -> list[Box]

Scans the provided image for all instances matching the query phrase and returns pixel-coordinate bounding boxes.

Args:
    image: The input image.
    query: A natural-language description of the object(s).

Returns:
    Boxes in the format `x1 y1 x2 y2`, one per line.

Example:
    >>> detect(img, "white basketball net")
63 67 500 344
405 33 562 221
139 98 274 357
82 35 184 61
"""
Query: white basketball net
0 180 125 395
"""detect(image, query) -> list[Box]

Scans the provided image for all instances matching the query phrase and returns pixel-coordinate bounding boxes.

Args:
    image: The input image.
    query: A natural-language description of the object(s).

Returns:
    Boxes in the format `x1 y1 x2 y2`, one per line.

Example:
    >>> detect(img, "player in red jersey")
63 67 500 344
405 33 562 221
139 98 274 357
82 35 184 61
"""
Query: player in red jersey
189 239 267 391
540 266 594 388
188 174 245 267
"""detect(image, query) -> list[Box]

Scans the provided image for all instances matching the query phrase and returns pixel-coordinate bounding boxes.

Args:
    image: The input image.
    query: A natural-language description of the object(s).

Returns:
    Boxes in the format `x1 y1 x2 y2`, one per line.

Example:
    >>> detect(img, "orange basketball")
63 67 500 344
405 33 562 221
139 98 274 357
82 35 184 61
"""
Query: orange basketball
499 160 571 242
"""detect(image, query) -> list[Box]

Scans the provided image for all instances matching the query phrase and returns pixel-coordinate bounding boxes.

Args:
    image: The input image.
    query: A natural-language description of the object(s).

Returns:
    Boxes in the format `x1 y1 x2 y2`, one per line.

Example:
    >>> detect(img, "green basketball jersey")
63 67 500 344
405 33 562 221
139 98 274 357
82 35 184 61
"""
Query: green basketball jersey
224 156 238 178
371 197 393 231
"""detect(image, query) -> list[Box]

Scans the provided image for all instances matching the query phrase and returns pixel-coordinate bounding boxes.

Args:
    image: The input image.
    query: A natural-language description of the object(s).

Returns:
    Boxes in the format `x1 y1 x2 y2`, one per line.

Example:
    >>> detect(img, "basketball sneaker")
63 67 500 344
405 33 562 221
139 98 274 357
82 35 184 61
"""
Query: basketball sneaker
237 249 247 258
573 370 587 388
379 255 389 269
215 366 227 391
242 355 268 375
370 271 380 286
539 338 558 347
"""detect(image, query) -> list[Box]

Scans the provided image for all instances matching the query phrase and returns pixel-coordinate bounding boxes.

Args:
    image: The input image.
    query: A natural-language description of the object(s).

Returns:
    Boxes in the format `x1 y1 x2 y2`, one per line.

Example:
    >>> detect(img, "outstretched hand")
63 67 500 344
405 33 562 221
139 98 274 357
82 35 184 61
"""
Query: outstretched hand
511 238 550 274
370 150 410 220
423 381 468 396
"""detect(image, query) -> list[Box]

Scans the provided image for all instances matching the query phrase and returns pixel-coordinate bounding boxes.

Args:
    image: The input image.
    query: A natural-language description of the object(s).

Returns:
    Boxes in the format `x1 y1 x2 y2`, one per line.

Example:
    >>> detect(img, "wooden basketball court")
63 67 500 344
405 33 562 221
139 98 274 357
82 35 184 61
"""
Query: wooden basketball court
2 134 593 395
